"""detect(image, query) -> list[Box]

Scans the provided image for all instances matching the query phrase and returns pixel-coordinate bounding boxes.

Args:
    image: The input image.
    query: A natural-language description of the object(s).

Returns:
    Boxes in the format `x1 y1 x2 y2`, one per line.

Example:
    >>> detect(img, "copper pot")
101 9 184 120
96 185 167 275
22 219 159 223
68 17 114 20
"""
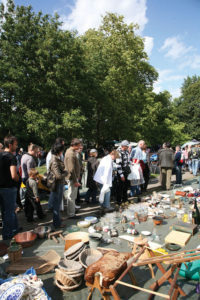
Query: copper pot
152 216 163 225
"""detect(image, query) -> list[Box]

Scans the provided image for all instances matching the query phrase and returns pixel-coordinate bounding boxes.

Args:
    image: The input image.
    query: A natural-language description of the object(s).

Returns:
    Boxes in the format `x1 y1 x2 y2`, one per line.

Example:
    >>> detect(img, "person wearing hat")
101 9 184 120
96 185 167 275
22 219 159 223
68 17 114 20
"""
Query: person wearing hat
85 149 99 204
115 140 131 204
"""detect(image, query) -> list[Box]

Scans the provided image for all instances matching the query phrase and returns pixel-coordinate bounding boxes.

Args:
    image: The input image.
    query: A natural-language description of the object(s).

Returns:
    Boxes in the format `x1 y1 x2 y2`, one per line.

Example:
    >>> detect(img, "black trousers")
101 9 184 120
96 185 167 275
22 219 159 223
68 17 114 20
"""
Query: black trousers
16 179 23 209
24 197 44 222
116 175 129 204
142 163 150 191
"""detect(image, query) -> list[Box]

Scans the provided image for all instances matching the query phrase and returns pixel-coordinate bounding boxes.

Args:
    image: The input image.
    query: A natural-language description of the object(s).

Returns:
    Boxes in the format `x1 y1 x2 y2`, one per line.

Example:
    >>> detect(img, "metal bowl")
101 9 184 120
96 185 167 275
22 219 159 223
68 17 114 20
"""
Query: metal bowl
14 231 37 248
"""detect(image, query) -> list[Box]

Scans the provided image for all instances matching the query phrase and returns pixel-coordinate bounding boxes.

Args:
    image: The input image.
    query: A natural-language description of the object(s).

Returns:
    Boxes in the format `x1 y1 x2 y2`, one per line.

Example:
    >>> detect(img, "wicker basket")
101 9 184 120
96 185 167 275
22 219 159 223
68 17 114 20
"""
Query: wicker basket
79 248 102 268
55 268 82 291
55 278 82 291
64 232 89 251
8 245 22 263
58 259 84 275
64 243 87 262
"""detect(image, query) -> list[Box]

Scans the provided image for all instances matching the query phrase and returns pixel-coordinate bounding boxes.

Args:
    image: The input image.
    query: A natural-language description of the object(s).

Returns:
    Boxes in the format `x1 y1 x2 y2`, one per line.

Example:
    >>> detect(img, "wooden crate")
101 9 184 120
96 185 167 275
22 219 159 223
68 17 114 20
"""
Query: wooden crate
165 230 191 247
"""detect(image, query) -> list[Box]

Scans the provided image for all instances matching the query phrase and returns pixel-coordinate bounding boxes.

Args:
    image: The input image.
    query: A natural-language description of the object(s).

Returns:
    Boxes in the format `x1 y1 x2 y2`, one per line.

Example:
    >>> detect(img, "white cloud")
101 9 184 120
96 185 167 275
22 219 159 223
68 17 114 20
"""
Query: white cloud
154 69 184 98
143 36 154 56
169 87 181 98
180 54 200 70
60 0 148 34
1 0 7 7
160 36 193 60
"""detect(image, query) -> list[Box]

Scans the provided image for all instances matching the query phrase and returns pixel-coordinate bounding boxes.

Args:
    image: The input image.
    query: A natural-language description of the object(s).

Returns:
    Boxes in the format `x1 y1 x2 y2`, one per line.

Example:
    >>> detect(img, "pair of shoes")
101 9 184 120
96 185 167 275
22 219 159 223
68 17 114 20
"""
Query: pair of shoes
68 215 81 219
103 207 115 213
75 204 81 209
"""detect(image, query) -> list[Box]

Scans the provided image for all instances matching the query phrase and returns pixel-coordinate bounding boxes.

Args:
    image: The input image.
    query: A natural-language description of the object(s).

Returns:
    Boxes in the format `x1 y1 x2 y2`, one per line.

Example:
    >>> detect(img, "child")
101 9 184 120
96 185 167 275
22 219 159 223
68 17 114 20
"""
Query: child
25 168 45 222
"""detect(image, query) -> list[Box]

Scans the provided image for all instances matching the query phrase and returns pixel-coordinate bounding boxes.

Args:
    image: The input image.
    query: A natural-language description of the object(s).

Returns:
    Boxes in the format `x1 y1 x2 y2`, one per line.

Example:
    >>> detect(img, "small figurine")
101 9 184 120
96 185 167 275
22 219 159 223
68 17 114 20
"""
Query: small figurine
121 215 128 223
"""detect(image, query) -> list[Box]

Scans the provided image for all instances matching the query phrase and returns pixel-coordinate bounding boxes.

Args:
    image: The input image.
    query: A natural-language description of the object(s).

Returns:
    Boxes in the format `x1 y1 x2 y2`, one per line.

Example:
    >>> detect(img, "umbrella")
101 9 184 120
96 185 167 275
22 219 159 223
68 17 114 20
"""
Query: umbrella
181 141 200 148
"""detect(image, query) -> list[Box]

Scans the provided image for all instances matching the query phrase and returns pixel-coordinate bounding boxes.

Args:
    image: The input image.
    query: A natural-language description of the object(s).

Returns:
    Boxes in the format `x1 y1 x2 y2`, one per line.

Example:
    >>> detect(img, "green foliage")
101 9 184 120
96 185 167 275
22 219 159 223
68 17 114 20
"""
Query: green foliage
173 75 200 140
81 13 158 144
0 2 190 148
62 109 87 139
0 0 87 146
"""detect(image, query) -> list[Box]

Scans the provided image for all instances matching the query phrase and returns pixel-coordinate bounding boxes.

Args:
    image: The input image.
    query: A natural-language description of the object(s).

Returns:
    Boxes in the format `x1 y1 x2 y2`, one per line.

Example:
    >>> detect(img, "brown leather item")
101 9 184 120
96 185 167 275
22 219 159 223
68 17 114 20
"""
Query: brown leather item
85 251 132 288
175 191 186 197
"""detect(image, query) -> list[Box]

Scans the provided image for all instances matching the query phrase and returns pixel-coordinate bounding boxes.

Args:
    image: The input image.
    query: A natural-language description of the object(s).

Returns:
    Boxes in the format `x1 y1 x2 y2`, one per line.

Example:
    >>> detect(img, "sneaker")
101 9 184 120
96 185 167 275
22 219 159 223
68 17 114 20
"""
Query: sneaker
75 204 81 209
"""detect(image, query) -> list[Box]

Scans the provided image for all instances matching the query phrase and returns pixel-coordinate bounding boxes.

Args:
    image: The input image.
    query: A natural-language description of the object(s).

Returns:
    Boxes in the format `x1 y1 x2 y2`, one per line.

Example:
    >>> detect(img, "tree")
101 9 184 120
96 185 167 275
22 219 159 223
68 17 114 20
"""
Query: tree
0 0 88 147
81 13 158 145
173 75 200 140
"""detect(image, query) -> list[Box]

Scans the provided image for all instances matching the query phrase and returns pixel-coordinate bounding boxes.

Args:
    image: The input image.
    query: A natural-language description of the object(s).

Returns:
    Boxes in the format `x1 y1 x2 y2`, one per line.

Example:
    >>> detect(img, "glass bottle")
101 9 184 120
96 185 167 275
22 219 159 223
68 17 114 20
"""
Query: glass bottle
192 198 200 225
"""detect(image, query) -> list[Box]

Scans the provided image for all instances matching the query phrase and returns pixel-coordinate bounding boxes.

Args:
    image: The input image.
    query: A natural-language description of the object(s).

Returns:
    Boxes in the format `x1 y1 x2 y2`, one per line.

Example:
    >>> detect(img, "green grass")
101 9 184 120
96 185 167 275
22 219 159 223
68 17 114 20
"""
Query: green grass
150 173 159 178
36 165 47 175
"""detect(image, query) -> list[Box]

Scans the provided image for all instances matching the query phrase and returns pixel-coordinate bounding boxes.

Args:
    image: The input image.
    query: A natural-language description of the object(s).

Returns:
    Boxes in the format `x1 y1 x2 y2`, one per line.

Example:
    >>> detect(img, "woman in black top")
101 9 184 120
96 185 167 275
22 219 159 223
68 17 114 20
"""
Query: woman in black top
85 149 99 204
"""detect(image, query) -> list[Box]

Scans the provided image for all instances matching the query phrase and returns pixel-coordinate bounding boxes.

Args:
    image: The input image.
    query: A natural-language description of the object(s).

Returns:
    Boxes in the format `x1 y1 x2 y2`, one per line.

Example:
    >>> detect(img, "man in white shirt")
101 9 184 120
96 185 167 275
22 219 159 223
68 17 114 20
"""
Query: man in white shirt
94 149 119 211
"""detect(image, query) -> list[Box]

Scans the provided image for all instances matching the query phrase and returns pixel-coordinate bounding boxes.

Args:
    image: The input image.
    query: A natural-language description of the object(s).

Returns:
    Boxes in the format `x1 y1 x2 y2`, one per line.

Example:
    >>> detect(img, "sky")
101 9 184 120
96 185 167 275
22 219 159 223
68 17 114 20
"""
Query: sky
1 0 200 99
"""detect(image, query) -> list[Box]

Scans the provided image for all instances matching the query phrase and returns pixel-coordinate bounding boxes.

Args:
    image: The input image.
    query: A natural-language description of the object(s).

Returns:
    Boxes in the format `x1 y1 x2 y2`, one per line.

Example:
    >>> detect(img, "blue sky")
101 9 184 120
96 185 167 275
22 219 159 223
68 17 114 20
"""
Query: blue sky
2 0 200 98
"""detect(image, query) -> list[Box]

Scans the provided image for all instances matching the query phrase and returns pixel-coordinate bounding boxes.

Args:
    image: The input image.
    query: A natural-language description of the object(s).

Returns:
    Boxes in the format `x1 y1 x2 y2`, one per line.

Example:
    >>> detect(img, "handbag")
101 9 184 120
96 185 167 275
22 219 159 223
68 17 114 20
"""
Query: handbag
123 165 131 176
46 163 56 191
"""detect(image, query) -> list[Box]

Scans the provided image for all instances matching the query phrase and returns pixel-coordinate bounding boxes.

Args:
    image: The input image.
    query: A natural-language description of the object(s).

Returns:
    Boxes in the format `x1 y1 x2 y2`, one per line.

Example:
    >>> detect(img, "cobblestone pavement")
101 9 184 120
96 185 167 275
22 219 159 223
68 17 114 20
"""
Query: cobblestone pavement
0 171 200 299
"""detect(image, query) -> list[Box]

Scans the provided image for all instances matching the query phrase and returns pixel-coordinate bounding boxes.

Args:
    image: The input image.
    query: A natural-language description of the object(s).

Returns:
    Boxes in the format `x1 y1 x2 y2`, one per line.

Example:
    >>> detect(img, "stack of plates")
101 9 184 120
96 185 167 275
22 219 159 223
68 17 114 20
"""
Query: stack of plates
0 283 25 300
77 220 91 228
84 216 98 224
64 242 87 261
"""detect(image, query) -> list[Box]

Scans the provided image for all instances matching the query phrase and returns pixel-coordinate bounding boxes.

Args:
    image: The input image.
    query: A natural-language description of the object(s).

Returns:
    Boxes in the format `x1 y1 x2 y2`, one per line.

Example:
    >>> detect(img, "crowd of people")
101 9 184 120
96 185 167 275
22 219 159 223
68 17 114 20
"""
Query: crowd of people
0 135 200 241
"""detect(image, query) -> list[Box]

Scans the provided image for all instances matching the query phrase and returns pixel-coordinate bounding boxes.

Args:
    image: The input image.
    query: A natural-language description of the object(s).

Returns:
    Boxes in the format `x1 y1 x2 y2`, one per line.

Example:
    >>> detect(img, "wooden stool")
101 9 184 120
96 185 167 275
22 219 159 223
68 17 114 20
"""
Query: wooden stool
131 236 155 278
48 230 64 243
86 269 137 300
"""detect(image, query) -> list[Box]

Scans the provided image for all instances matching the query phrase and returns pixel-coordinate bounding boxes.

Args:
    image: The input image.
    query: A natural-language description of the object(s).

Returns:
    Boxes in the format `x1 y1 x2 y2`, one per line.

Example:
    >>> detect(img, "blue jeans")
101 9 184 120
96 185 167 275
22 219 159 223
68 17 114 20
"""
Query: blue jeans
50 183 63 228
192 159 199 176
188 160 192 172
48 192 53 209
0 187 18 240
130 185 141 196
99 184 111 208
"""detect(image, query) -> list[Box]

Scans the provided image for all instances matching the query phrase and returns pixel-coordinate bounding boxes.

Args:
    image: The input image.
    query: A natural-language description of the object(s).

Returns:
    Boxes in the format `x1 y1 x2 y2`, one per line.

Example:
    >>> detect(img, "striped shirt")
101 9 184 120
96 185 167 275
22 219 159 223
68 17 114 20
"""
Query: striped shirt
116 149 130 177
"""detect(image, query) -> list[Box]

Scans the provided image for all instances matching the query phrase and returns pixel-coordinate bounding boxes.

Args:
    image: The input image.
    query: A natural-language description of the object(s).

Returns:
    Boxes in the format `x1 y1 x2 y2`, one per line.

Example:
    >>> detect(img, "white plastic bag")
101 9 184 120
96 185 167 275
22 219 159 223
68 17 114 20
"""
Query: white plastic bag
99 184 110 204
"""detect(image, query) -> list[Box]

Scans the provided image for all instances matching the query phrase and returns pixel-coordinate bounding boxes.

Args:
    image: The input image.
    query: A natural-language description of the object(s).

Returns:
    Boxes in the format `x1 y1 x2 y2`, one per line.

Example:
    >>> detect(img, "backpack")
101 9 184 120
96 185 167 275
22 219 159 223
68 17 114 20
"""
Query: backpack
191 148 200 159
46 162 56 191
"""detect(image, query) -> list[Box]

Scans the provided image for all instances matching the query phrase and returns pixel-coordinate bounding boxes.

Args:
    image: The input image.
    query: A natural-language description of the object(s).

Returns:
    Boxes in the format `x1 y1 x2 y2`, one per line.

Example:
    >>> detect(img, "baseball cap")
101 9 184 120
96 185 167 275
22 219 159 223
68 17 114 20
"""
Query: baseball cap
90 149 97 153
121 140 129 147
